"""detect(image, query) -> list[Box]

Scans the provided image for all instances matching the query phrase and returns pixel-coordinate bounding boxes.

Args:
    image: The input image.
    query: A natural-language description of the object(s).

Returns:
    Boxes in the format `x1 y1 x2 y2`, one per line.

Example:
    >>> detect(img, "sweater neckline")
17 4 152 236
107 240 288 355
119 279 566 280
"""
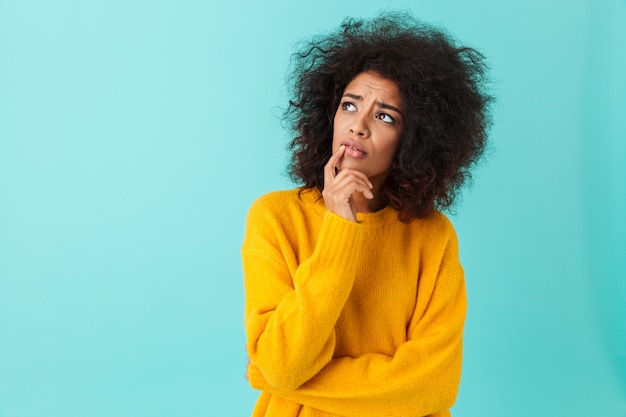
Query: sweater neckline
301 187 398 227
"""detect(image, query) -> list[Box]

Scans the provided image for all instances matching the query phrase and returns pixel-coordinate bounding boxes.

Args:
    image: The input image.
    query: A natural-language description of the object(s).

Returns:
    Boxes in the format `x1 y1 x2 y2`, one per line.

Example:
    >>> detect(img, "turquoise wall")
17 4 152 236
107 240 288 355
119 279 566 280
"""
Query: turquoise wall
1 0 624 415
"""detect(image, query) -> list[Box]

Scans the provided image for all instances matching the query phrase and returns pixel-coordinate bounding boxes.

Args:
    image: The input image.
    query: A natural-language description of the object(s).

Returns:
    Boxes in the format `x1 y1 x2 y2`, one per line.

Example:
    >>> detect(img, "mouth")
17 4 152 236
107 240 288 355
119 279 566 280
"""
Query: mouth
341 140 367 156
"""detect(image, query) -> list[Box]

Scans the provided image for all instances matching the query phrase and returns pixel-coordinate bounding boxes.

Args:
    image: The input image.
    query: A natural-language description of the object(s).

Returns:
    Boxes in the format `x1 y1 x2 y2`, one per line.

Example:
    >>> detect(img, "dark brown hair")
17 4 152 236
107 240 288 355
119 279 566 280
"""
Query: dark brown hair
286 12 493 220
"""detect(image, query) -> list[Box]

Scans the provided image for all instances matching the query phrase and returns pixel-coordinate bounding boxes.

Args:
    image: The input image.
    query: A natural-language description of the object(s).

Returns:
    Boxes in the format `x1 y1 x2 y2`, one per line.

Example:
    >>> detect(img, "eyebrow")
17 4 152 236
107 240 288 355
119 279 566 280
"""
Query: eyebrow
342 93 403 117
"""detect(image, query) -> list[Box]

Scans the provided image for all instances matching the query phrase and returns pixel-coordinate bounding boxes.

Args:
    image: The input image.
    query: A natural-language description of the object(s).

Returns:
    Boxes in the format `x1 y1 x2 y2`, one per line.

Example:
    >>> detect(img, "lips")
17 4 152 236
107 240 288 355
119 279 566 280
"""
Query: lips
341 140 367 159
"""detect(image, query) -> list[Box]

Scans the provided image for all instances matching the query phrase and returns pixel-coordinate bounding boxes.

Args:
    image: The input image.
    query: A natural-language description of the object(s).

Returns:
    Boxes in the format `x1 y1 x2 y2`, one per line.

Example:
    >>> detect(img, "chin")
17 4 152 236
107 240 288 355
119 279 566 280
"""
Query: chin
339 160 365 172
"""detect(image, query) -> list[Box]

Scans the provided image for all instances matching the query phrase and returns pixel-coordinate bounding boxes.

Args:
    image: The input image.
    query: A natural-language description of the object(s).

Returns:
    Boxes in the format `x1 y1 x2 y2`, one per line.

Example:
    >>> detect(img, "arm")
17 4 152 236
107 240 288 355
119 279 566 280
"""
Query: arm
244 146 373 391
248 237 467 417
243 203 364 391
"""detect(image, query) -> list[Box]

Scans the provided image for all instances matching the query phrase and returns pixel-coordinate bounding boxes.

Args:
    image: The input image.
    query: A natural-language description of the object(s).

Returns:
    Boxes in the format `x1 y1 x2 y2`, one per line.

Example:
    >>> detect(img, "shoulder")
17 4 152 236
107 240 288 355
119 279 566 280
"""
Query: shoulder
410 210 458 240
250 189 302 209
243 188 324 254
246 187 323 228
248 188 319 216
402 210 461 262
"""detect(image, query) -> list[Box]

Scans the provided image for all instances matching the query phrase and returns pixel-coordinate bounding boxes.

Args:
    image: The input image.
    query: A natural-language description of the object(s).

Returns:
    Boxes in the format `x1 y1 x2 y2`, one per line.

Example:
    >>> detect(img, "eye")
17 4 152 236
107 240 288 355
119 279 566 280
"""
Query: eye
377 112 397 125
341 101 357 112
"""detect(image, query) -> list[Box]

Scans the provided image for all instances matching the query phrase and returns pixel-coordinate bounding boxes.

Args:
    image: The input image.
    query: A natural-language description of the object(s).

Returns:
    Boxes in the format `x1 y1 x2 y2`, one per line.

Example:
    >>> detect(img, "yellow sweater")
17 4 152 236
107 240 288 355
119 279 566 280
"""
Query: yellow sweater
243 188 466 417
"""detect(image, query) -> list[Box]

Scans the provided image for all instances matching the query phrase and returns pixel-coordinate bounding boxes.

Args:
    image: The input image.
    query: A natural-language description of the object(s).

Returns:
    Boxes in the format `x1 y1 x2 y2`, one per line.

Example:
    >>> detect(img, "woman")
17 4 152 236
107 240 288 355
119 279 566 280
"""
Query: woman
243 12 492 417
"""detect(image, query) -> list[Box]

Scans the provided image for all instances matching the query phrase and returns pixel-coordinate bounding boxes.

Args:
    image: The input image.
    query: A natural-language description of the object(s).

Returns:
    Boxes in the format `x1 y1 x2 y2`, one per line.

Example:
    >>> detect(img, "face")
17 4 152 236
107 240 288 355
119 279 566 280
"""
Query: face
332 71 404 181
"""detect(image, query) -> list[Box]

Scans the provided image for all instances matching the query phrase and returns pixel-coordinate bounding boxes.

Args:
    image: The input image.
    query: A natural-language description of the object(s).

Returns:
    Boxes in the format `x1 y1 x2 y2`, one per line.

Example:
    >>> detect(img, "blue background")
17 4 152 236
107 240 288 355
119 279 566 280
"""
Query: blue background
1 0 624 416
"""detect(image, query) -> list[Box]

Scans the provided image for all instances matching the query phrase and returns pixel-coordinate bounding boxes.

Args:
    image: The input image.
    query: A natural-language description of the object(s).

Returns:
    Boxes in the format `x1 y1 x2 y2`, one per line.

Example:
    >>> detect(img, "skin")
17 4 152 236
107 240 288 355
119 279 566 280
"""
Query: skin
322 71 404 222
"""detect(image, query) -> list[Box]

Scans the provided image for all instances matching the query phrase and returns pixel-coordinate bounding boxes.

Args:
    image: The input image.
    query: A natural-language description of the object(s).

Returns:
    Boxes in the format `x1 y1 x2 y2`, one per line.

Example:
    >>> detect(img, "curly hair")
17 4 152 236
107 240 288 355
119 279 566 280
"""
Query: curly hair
286 12 493 221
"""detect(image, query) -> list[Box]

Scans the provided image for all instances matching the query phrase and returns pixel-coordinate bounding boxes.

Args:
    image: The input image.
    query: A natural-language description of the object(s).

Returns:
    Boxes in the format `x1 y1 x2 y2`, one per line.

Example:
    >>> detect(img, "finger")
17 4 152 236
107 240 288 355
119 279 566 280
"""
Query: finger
333 168 374 190
328 172 374 200
245 354 251 381
324 145 346 182
330 174 372 195
324 145 345 178
352 183 375 200
362 187 374 200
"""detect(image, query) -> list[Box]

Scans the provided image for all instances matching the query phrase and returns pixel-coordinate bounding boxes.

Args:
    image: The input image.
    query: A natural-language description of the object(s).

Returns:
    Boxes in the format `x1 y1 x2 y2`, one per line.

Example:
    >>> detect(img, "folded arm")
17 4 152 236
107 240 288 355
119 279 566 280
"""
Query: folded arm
244 206 364 391
248 240 466 417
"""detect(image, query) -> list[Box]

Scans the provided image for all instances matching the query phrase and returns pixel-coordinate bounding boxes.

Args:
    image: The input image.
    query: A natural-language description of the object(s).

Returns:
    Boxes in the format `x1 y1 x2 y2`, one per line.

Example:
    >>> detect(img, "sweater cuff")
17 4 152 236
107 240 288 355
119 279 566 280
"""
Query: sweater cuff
316 211 364 267
290 211 364 294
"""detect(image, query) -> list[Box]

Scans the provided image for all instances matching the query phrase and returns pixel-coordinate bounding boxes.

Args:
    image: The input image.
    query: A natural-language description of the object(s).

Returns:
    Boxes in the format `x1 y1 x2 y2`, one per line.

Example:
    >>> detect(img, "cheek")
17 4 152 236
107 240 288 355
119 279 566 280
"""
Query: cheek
332 115 351 151
331 113 342 142
384 135 401 158
380 138 401 169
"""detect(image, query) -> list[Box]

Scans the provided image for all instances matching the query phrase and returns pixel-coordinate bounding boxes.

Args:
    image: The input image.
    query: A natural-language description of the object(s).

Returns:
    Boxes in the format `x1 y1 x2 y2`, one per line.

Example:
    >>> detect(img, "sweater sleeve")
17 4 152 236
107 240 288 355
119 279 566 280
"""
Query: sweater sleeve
243 199 365 392
248 235 467 417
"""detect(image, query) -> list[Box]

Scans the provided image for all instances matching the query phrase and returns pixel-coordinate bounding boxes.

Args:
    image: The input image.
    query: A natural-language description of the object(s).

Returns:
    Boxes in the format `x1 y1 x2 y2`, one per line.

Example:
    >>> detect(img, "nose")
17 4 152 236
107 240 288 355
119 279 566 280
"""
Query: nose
349 113 370 138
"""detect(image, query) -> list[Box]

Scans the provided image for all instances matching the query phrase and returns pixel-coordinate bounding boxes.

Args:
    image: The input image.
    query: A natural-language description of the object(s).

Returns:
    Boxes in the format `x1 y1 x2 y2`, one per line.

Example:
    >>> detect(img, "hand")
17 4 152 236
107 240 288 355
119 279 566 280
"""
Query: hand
322 145 373 222
245 355 250 381
245 345 250 381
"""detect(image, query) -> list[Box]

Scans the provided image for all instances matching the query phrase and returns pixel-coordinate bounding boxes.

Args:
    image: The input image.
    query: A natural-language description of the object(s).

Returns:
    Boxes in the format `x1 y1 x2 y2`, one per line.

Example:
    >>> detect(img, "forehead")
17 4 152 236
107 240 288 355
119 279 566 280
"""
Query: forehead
343 71 403 104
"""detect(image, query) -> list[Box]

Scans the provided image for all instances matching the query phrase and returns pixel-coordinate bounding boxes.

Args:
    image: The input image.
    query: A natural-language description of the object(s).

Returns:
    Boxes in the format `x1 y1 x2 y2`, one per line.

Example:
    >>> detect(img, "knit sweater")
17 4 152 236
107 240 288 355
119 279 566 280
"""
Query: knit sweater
242 188 466 417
